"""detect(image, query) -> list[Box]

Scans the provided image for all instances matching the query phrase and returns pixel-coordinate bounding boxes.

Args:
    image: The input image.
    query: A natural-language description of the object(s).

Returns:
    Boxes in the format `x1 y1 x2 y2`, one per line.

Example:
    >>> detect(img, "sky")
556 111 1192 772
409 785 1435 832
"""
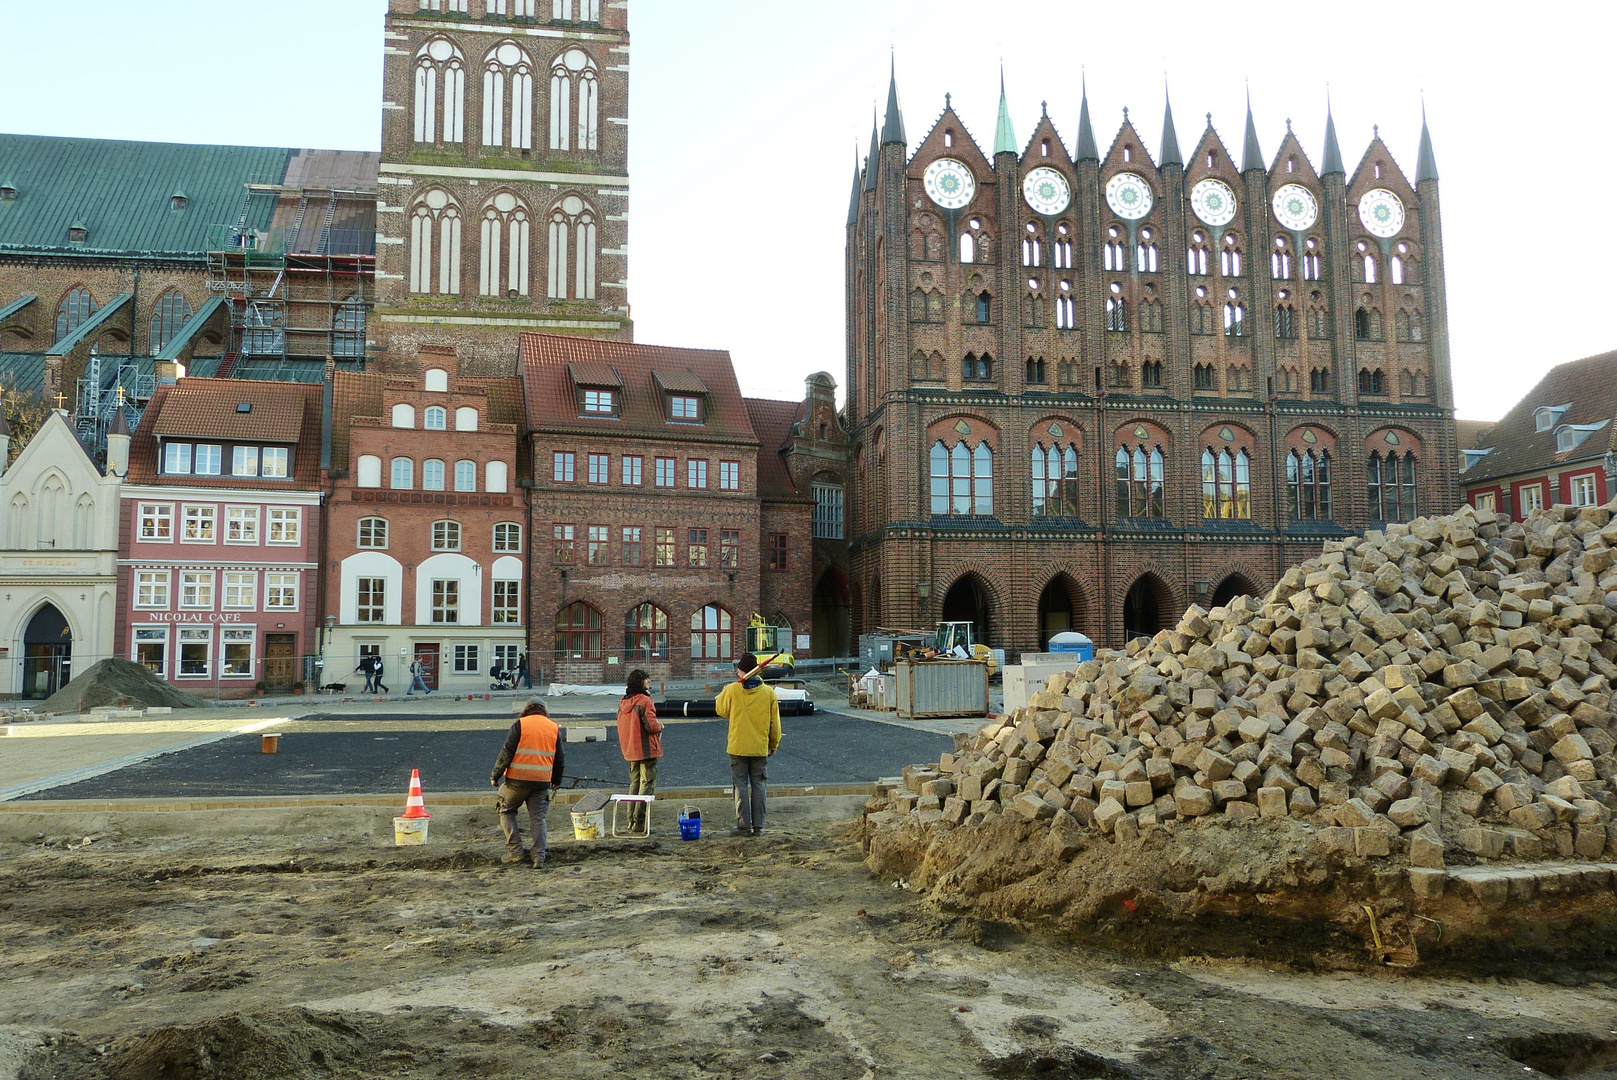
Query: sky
4 0 1614 422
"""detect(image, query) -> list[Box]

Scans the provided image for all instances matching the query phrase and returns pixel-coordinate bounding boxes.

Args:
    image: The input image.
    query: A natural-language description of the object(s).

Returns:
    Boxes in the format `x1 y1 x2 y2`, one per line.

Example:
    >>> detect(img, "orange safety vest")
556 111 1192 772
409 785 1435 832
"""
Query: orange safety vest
505 715 559 783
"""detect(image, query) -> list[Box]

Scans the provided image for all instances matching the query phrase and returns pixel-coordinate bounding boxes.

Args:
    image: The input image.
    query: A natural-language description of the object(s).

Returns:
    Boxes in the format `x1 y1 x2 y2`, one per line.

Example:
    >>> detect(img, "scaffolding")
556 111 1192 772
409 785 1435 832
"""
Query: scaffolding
73 345 160 455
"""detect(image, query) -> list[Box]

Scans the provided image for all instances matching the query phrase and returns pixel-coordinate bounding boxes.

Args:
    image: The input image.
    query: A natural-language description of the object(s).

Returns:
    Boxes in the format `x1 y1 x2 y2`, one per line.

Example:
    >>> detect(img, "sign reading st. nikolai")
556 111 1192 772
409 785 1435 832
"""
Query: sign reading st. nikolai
145 612 246 624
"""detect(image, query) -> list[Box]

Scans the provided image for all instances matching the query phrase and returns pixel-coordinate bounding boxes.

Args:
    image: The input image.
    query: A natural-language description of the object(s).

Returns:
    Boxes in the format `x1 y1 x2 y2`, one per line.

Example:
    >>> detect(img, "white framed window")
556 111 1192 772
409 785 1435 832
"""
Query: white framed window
1473 492 1496 512
178 627 212 677
357 578 386 623
670 395 700 420
588 453 610 484
138 503 173 542
195 445 222 475
494 522 522 552
654 457 675 487
455 406 479 431
425 406 447 430
432 520 462 551
553 451 575 482
232 445 259 477
493 579 520 623
163 442 192 474
223 572 258 610
267 507 300 545
494 643 521 671
221 628 255 678
485 460 508 492
583 389 614 413
425 368 449 392
265 573 299 610
182 505 216 543
423 458 446 491
391 457 414 489
432 579 460 623
454 643 481 673
719 460 740 491
392 403 416 429
358 517 389 548
455 460 477 491
812 483 845 539
261 447 289 478
1519 483 1545 514
180 571 215 610
135 570 170 608
1570 474 1598 507
687 459 708 489
225 506 260 544
357 455 382 488
134 626 168 675
621 455 642 485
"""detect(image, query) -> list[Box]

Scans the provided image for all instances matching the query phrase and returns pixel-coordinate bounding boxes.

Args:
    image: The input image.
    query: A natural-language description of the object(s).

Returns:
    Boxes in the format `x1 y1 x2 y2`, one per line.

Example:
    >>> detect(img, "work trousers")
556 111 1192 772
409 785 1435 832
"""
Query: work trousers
628 759 657 830
729 755 767 831
496 780 551 861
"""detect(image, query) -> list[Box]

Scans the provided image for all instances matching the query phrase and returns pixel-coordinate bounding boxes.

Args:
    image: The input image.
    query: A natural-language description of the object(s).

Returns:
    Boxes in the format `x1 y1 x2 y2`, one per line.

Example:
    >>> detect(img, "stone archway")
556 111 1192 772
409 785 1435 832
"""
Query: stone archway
1036 573 1084 650
1122 573 1173 642
812 567 851 658
1210 571 1262 610
941 573 994 647
23 603 72 699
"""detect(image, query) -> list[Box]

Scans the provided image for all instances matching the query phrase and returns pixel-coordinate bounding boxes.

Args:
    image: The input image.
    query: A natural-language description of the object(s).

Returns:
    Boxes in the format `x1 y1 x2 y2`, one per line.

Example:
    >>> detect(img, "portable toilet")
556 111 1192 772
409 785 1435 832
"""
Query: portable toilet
1047 632 1094 661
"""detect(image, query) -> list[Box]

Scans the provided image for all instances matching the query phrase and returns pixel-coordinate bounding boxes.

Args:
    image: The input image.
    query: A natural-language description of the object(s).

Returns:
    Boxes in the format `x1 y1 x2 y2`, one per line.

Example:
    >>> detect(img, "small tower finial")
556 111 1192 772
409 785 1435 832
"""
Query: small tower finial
1123 106 1129 122
945 91 950 109
1373 124 1379 138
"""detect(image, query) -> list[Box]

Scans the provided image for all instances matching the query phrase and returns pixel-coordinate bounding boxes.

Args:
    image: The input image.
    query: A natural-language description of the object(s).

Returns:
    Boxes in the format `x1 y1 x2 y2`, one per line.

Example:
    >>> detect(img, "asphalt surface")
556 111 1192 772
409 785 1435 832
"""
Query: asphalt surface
25 709 953 799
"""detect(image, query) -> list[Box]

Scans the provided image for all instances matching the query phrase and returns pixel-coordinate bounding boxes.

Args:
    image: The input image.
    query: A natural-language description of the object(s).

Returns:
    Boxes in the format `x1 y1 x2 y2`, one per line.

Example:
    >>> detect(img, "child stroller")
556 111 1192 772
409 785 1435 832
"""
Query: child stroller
489 662 517 691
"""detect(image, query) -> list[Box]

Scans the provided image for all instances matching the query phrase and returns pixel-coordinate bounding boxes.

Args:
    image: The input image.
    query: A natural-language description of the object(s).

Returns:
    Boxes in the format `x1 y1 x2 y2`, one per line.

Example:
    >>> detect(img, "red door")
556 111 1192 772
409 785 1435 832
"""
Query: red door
413 643 439 690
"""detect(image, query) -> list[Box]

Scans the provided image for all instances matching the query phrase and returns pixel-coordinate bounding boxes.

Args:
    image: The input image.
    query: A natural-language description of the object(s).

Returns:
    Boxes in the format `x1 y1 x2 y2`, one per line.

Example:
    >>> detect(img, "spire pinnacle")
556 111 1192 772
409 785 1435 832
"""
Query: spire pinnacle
1075 72 1098 162
881 56 906 146
993 65 1017 155
1240 88 1263 172
1417 100 1438 182
1321 92 1344 176
1159 80 1182 167
847 152 861 226
863 110 879 192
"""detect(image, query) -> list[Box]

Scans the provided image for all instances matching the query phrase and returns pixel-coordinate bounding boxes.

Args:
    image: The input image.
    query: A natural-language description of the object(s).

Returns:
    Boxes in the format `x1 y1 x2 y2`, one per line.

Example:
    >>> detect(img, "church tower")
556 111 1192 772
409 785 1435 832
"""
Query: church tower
375 0 631 374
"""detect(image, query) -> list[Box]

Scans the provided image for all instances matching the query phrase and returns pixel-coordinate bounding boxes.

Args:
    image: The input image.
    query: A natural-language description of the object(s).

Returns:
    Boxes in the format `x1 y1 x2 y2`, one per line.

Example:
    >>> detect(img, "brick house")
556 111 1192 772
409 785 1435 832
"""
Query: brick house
843 71 1459 651
116 379 323 694
324 348 526 692
1458 350 1617 521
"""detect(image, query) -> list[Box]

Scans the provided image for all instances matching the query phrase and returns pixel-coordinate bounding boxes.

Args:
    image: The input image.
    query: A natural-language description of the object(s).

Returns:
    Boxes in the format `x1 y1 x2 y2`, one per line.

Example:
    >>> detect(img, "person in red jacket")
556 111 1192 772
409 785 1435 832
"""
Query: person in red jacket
615 668 662 832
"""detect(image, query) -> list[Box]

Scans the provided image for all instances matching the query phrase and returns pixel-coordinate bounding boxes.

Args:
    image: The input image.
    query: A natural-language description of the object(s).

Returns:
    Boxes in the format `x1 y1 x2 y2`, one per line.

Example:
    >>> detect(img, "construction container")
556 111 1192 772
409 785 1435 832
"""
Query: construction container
894 660 989 720
859 632 927 673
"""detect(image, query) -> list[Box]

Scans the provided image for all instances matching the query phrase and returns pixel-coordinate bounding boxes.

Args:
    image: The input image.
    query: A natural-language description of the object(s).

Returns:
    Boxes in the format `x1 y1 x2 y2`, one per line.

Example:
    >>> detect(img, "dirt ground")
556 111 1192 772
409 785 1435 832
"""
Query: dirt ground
4 800 1617 1080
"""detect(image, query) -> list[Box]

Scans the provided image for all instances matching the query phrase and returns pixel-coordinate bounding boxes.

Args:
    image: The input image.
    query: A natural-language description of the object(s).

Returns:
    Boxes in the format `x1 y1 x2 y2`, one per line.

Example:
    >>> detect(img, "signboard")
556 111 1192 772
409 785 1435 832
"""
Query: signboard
796 635 810 651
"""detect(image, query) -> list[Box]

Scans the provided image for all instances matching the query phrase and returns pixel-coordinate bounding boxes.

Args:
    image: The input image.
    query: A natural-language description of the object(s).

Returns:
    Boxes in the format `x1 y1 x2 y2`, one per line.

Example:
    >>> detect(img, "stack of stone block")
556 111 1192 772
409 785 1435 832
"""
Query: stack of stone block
885 501 1617 873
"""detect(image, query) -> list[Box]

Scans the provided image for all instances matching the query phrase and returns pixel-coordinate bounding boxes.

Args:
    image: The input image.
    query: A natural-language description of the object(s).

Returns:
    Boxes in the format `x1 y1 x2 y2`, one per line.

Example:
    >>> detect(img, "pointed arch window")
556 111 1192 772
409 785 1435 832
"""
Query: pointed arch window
414 38 465 144
1358 366 1385 395
57 286 94 340
1054 281 1075 329
961 352 993 381
1395 309 1424 342
546 194 596 299
1141 359 1163 388
549 48 598 151
1368 451 1417 523
1021 222 1042 267
929 439 993 516
1275 301 1296 339
624 602 669 659
333 293 366 357
691 605 734 660
1309 367 1330 393
149 290 191 352
1115 443 1165 519
1031 442 1079 518
1301 237 1322 280
1103 226 1126 271
1220 235 1242 276
1271 237 1292 280
1105 283 1128 332
1223 290 1245 336
1200 447 1251 519
1355 307 1381 341
1135 228 1158 272
409 190 462 295
1287 449 1332 520
1053 223 1073 269
1193 363 1216 391
1025 356 1045 383
482 42 534 149
1362 253 1377 283
1188 230 1209 276
1140 299 1162 333
479 192 531 296
556 601 603 660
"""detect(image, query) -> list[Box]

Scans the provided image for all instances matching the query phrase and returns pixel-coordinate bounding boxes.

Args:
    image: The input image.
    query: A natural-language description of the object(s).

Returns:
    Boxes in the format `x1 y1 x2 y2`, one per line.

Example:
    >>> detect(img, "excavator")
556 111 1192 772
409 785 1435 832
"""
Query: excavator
744 614 795 679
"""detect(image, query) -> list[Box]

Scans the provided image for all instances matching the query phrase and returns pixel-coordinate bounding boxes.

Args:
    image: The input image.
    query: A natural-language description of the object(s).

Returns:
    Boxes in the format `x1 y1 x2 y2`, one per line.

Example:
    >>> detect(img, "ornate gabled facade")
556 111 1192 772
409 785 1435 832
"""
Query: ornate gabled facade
846 69 1458 652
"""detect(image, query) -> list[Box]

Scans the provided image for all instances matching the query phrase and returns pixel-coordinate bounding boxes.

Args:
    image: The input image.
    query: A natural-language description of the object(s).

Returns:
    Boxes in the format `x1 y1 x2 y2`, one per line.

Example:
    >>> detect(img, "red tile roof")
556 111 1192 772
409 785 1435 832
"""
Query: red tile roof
567 361 621 388
129 378 322 487
520 334 758 445
745 397 806 501
327 370 524 471
1461 349 1617 485
1455 418 1494 451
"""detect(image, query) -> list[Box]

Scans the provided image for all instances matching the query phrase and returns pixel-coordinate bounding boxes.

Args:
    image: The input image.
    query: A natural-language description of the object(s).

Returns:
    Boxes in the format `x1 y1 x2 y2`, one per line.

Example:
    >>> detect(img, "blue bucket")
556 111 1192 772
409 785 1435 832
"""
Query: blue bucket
678 805 701 841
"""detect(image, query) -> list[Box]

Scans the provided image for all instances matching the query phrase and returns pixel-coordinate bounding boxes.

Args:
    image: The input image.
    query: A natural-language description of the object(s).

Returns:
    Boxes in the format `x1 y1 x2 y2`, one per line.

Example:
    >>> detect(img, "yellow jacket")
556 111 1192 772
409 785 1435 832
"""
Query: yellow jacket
715 677 781 757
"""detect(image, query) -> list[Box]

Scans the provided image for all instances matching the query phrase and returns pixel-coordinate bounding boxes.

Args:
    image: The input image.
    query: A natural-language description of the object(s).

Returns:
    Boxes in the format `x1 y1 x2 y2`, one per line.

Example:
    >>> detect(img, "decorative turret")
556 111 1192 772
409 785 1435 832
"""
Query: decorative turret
993 69 1017 155
1417 105 1438 183
1240 92 1263 172
1075 76 1099 162
106 403 130 478
1321 97 1344 176
1159 84 1182 168
863 113 879 192
881 58 906 147
847 156 861 226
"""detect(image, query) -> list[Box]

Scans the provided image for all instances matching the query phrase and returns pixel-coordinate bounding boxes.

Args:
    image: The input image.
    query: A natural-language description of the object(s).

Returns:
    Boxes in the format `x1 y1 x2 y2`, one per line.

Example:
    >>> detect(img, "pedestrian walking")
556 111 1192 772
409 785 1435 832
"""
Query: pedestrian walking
359 655 376 694
518 652 532 689
406 657 431 695
489 700 565 868
615 668 662 832
372 655 389 694
714 652 780 836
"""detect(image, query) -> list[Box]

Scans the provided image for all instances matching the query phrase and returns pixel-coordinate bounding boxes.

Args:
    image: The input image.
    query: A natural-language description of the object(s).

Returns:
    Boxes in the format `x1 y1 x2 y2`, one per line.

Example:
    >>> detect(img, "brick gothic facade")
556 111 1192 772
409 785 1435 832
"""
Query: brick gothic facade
374 0 632 376
845 75 1458 652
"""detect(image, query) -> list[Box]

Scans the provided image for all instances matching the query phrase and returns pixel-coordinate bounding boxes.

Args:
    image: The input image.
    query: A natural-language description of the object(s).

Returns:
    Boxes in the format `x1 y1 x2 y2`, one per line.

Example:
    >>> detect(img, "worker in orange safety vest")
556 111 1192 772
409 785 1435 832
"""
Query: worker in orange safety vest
489 700 566 868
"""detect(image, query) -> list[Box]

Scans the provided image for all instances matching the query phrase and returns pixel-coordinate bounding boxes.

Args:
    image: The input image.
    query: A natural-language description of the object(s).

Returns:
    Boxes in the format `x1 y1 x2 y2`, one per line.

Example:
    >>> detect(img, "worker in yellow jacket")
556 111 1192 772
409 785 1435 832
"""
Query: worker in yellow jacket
714 652 781 837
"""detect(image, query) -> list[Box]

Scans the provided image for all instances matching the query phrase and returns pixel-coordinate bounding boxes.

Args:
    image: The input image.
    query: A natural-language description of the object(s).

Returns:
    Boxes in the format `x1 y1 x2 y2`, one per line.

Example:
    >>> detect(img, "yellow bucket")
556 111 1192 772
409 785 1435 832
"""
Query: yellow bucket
570 808 605 841
394 816 429 846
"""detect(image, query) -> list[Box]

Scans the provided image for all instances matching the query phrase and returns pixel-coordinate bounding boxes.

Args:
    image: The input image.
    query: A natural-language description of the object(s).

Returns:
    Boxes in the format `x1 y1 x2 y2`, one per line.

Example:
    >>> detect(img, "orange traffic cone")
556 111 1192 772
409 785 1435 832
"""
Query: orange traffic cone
402 769 430 819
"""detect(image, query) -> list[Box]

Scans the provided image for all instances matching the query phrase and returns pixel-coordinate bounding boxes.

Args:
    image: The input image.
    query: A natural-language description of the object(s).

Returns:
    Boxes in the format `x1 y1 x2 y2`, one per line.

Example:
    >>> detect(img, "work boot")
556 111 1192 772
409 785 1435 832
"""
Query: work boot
730 826 750 837
501 849 527 864
532 852 546 870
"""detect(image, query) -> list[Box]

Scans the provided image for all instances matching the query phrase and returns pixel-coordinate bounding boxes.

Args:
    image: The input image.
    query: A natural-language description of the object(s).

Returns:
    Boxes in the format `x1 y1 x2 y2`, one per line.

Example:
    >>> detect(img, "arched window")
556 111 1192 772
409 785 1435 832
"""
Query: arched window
149 290 191 352
479 192 531 297
1025 356 1045 383
454 459 477 491
974 291 991 323
546 194 597 300
390 457 414 489
1054 282 1074 329
485 460 509 492
1286 450 1332 520
1193 363 1216 390
1363 253 1377 283
691 605 733 660
1275 303 1295 339
1310 367 1330 393
1368 451 1418 523
1223 291 1244 336
455 406 479 430
1188 230 1209 276
391 403 416 428
549 47 598 151
1115 443 1165 519
1390 254 1404 284
1142 359 1162 388
414 38 466 144
1031 442 1079 517
1103 227 1126 271
482 42 533 149
1053 223 1073 268
424 406 447 430
358 516 389 548
624 602 668 659
1301 237 1322 280
57 286 93 340
1271 237 1292 280
422 458 446 490
555 602 603 660
1021 223 1042 267
960 352 992 381
1220 235 1242 276
1106 284 1128 332
1200 447 1251 519
333 293 365 357
959 231 975 264
929 439 993 516
1136 228 1158 272
409 189 462 295
1140 299 1162 332
357 454 382 488
1396 309 1424 342
1358 367 1385 395
424 368 449 392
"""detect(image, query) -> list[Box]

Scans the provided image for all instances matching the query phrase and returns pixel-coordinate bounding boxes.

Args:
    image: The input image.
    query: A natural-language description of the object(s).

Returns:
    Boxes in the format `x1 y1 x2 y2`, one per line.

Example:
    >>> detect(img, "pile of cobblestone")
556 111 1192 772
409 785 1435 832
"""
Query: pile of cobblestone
879 501 1617 889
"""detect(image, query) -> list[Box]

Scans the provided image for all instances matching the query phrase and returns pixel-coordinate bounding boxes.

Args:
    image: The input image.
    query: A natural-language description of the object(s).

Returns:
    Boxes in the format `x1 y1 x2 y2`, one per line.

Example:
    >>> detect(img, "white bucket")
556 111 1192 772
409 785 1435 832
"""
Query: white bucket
394 816 429 846
571 808 605 841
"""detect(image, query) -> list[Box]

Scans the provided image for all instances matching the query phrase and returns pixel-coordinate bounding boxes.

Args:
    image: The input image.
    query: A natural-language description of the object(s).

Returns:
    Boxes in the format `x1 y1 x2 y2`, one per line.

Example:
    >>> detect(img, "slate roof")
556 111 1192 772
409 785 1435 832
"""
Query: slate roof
520 334 758 445
150 379 307 443
1460 349 1617 485
0 134 291 256
129 378 322 487
744 398 807 501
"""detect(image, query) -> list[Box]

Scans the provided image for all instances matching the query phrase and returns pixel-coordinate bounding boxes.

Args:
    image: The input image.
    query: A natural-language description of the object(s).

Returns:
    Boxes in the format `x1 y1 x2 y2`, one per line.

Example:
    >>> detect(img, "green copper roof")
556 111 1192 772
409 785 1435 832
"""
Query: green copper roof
1240 94 1263 172
0 134 291 257
46 294 131 356
993 71 1017 155
846 157 861 226
1416 107 1438 183
1159 86 1182 167
1321 101 1344 175
1075 78 1098 162
881 58 906 147
0 295 37 324
863 115 879 192
154 295 227 361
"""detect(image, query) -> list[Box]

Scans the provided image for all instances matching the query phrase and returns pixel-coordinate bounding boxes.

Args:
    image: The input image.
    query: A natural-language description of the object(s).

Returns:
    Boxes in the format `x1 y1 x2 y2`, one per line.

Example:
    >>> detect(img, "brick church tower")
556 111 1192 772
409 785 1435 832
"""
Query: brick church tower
845 66 1458 652
374 0 631 375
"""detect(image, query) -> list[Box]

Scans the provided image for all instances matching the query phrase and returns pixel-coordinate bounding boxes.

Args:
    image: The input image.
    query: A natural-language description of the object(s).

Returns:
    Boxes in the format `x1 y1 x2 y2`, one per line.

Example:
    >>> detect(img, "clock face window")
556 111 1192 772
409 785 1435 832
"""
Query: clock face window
1190 178 1237 227
1104 172 1153 220
1358 188 1405 238
923 159 976 210
1022 167 1071 215
1271 184 1319 231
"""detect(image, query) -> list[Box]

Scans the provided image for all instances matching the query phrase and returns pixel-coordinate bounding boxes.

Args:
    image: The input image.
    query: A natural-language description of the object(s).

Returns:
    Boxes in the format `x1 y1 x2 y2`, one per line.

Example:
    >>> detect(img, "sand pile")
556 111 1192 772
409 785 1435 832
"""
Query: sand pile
38 658 208 714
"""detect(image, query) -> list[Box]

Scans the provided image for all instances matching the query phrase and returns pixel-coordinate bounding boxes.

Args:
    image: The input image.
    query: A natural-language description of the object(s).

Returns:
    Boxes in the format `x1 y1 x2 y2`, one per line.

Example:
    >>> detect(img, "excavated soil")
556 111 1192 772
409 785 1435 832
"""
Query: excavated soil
36 658 208 715
4 806 1617 1080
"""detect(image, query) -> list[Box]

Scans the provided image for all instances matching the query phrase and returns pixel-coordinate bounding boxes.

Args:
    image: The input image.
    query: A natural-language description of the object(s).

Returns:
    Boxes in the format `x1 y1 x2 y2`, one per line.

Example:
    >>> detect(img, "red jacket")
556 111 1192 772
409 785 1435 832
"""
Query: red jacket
616 692 663 761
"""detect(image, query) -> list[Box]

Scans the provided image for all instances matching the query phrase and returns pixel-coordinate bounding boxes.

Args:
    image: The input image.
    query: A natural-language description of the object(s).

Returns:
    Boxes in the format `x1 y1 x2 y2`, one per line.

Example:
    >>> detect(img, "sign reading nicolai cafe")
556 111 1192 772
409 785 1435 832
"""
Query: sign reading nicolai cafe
144 612 248 623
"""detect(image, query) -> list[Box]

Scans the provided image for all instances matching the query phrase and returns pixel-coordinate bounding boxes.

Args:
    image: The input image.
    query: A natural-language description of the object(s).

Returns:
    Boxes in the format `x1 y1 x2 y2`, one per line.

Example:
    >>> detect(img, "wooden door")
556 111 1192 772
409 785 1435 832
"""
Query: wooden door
413 643 439 690
264 634 297 690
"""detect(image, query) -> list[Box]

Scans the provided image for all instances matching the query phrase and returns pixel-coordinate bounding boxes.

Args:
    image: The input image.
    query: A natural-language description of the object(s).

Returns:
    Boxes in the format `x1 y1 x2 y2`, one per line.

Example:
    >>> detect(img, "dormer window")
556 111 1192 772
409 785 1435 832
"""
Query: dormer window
0 181 16 202
582 389 615 414
171 190 188 211
1555 424 1603 453
670 395 700 421
1534 403 1571 432
68 222 87 244
1459 448 1492 472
